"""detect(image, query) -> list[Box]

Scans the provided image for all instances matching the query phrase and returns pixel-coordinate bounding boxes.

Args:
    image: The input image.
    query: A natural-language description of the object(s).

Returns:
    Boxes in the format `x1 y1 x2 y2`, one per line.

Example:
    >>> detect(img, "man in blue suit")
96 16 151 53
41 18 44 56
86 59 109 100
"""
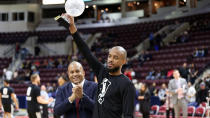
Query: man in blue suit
54 61 97 118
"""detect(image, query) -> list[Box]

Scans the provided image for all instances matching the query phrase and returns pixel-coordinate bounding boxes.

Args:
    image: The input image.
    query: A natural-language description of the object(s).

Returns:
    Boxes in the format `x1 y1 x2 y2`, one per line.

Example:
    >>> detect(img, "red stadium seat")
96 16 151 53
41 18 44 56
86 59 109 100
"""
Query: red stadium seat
195 107 206 118
151 105 159 115
158 105 166 115
188 106 196 116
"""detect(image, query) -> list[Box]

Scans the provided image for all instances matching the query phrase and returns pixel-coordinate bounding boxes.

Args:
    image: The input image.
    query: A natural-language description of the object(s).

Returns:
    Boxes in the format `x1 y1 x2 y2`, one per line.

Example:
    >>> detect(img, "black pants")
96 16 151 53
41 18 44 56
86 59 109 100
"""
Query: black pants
142 112 150 118
166 108 175 118
53 114 60 118
41 104 48 118
28 112 41 118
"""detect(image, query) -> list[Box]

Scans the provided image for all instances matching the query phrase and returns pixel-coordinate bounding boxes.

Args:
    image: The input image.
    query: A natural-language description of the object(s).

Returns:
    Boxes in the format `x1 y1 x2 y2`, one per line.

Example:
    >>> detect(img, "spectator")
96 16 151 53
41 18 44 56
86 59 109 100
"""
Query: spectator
138 51 152 66
46 83 53 93
47 59 54 69
42 59 48 68
4 69 13 80
155 70 161 79
196 82 208 105
179 62 189 80
146 68 155 80
15 42 20 59
165 89 175 118
54 76 68 118
138 51 146 65
52 83 57 92
24 60 32 70
161 69 167 79
138 83 150 118
193 47 206 58
34 60 40 68
124 68 135 80
144 51 152 61
24 69 31 82
57 76 68 87
57 58 63 69
189 63 198 84
32 68 40 75
204 75 210 89
55 73 61 80
21 48 30 60
155 33 163 48
177 31 189 43
40 85 50 118
149 32 154 49
186 82 197 106
158 83 167 105
149 82 158 96
201 46 208 56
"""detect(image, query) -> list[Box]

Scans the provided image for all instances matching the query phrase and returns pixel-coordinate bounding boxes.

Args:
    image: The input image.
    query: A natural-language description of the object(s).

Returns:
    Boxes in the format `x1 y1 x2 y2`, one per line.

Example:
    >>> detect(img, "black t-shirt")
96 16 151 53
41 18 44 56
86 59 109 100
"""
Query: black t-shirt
73 32 135 118
0 86 14 105
26 84 41 112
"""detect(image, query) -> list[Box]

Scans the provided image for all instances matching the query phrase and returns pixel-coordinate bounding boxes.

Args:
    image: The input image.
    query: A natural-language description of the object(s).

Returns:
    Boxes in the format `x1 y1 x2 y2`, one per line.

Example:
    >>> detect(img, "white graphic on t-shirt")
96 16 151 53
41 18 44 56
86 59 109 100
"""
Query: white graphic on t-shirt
98 78 111 104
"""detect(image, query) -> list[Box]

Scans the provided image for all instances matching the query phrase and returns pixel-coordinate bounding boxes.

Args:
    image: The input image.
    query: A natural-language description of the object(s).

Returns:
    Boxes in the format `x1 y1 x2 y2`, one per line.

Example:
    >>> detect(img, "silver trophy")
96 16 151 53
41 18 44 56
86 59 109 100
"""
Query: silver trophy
55 0 85 29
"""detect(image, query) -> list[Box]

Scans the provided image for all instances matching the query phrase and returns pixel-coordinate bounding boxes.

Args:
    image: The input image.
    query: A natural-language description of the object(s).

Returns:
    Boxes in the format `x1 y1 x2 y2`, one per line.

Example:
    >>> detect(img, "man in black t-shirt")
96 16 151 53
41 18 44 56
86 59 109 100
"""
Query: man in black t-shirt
66 14 135 118
0 80 19 118
26 74 53 118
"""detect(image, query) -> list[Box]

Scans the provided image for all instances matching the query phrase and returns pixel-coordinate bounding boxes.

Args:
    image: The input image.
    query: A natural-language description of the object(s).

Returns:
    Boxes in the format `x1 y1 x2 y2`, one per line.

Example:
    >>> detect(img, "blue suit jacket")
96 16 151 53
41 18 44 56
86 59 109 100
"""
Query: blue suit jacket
54 80 97 118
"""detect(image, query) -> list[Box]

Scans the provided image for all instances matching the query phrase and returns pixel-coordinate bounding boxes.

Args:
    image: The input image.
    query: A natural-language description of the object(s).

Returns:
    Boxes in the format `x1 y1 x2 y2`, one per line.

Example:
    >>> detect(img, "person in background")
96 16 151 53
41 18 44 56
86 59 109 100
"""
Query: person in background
189 63 198 84
40 85 50 118
146 68 155 80
57 76 68 87
53 76 68 118
179 62 189 81
158 83 167 105
15 42 20 59
0 80 19 118
155 70 161 79
124 68 135 80
138 83 150 118
168 70 188 118
186 82 197 106
196 82 208 105
26 74 53 118
165 89 175 118
149 82 158 96
46 83 53 93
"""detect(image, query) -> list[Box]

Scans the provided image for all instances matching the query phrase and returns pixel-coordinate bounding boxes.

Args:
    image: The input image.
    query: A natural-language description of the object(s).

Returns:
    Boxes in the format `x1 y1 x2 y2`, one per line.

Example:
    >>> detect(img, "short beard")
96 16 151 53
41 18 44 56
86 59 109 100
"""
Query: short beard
108 66 120 73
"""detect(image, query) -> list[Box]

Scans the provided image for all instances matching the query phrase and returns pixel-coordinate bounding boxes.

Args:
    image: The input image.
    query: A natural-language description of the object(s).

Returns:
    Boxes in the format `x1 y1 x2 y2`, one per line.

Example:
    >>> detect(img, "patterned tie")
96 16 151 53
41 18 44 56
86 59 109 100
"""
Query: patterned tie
76 99 80 118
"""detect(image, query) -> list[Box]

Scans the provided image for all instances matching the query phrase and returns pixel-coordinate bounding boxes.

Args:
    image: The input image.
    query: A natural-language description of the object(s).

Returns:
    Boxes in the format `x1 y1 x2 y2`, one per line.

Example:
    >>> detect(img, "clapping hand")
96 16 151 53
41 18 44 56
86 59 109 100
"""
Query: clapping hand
73 85 83 99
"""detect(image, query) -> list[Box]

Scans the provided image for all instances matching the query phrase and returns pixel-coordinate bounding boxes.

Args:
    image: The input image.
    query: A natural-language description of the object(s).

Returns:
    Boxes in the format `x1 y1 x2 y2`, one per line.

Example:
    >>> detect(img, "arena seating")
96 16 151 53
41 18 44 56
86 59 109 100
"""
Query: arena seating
0 57 12 76
7 12 210 98
133 28 210 82
36 30 69 43
0 32 29 44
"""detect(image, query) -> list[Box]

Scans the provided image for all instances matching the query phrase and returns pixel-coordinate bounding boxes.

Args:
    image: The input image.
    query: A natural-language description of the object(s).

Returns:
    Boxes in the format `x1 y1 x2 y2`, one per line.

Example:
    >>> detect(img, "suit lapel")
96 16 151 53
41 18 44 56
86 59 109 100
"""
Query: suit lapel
83 80 89 94
68 82 73 97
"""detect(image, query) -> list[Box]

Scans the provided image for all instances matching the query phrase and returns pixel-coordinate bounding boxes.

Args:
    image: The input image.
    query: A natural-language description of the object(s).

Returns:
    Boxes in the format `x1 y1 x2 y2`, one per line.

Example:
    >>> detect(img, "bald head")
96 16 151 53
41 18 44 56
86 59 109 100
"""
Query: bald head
67 61 85 85
68 61 84 72
107 46 127 74
109 46 127 60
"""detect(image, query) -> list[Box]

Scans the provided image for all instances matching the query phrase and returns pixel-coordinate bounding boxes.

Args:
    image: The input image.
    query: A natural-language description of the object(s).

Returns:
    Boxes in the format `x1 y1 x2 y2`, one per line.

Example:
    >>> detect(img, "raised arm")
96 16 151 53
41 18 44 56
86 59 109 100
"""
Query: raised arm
67 14 103 76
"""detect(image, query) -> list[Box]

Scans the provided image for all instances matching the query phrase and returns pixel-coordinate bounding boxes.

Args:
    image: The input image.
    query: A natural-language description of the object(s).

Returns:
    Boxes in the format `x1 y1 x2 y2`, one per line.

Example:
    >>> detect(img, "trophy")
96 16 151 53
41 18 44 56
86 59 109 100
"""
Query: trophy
55 0 85 29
